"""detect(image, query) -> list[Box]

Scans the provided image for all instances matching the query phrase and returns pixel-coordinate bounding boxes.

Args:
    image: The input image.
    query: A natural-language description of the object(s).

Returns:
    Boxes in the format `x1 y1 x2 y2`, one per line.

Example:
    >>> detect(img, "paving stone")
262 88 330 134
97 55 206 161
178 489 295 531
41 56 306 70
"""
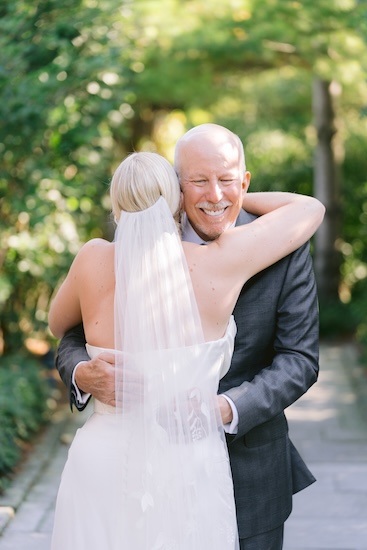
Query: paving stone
284 516 367 549
1 345 367 549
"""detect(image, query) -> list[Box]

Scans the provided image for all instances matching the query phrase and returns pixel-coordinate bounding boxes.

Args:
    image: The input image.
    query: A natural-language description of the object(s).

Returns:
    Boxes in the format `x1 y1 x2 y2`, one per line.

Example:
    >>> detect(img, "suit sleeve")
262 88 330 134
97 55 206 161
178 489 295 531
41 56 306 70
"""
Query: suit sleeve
225 242 319 439
55 323 90 411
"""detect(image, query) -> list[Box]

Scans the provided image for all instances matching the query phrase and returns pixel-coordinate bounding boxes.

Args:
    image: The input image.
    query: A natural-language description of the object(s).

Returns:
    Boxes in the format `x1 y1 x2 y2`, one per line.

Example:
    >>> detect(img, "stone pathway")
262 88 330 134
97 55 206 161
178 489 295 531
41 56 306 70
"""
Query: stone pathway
0 343 366 549
284 344 367 549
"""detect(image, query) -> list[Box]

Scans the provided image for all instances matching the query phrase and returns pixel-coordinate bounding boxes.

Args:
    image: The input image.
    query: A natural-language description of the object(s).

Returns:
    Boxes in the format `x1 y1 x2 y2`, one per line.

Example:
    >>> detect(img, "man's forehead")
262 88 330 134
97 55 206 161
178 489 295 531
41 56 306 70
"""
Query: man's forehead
183 139 239 160
185 148 240 170
182 165 241 180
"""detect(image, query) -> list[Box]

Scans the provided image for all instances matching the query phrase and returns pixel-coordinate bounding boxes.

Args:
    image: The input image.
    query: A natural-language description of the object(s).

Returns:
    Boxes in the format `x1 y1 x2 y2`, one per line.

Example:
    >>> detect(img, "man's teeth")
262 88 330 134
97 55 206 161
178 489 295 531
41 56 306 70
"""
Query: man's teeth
203 209 225 216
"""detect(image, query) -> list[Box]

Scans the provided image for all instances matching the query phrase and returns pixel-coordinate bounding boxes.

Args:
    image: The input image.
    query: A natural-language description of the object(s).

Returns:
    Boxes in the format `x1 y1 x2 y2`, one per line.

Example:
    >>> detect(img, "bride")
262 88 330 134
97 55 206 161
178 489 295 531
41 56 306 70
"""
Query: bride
48 151 324 550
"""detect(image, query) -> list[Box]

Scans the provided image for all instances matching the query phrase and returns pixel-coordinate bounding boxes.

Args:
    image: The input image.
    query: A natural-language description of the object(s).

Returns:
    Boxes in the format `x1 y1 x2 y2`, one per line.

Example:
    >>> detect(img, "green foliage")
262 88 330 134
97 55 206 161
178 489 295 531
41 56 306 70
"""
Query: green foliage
348 278 367 364
0 352 49 492
319 298 358 339
0 0 128 351
2 2 367 500
0 0 367 354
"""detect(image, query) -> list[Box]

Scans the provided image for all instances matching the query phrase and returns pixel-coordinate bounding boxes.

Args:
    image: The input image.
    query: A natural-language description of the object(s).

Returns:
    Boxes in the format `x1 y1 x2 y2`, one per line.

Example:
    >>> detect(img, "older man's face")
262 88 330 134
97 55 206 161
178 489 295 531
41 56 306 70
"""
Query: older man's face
179 140 250 241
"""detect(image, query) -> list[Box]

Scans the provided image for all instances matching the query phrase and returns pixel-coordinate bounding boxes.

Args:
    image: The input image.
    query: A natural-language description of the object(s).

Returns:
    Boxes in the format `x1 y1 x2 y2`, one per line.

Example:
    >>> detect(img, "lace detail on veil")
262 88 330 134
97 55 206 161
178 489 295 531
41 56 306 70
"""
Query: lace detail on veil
113 197 239 550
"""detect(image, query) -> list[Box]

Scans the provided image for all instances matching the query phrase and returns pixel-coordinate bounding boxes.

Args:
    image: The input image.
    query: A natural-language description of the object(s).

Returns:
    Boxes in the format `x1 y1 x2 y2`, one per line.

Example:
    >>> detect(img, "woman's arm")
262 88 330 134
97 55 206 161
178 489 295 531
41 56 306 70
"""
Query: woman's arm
49 239 114 338
213 191 325 283
48 254 83 339
242 191 324 220
48 238 109 339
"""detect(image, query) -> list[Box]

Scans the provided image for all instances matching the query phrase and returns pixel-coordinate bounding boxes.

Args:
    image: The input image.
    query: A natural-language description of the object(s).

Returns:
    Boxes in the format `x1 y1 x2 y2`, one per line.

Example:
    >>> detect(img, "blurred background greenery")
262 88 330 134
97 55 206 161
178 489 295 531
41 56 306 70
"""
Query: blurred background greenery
1 0 367 484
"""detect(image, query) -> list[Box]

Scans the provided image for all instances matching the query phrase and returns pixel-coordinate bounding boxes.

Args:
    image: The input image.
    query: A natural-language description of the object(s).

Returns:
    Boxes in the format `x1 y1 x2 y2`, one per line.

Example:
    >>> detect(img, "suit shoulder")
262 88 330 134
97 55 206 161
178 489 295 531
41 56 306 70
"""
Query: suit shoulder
236 210 258 226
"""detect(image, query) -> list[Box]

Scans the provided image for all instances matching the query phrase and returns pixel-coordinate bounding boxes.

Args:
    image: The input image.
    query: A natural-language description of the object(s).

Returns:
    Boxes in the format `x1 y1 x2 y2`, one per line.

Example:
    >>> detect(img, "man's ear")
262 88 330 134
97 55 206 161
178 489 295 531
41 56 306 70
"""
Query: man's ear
179 191 184 211
242 171 251 194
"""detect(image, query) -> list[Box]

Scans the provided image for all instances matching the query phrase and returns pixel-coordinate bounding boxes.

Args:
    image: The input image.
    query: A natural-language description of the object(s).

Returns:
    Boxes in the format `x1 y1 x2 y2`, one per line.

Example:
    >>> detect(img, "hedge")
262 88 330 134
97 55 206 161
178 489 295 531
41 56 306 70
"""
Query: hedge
0 351 49 493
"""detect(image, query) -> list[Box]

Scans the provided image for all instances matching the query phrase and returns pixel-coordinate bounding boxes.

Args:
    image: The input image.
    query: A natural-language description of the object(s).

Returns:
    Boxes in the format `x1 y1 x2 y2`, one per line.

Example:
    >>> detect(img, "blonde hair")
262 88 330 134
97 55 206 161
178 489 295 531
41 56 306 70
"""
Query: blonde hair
110 152 181 221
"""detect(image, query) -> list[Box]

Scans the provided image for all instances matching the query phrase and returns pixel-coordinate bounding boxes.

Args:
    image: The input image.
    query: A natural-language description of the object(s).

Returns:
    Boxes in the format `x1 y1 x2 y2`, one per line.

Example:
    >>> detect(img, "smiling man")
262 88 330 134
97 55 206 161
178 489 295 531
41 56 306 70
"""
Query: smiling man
175 125 251 241
55 123 319 550
173 124 318 550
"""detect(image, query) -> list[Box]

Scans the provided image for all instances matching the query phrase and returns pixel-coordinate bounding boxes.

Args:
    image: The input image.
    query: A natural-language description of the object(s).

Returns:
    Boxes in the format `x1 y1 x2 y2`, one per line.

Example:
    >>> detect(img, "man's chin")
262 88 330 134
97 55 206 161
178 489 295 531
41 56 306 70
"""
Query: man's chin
196 224 229 242
203 234 221 242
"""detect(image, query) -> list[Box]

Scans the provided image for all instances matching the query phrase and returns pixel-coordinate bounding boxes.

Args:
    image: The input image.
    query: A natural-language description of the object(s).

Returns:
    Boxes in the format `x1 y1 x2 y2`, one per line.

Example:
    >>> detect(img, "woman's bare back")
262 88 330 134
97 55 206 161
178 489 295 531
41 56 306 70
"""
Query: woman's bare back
78 240 237 348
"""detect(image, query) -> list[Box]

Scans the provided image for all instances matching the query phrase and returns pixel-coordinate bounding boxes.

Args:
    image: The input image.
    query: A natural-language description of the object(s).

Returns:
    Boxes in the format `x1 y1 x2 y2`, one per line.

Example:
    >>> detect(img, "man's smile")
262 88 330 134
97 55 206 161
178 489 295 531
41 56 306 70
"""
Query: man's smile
196 201 232 219
200 208 227 217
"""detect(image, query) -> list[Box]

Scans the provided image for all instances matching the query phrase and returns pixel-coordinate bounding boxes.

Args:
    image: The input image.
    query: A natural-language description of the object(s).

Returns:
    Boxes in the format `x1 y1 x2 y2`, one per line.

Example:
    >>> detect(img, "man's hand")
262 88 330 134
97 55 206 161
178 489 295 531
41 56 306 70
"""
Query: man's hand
217 395 233 425
75 352 116 406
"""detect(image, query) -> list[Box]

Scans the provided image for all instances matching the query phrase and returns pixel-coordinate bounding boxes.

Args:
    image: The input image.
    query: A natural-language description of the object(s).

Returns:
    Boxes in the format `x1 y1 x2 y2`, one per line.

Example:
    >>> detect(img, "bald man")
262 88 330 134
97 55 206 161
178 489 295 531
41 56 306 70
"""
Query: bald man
56 124 318 549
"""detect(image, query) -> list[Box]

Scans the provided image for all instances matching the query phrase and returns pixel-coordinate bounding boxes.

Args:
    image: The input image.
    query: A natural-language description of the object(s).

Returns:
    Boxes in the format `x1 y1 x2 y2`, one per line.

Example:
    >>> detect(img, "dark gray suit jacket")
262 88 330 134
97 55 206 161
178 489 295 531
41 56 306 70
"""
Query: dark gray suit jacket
220 209 317 538
55 208 318 540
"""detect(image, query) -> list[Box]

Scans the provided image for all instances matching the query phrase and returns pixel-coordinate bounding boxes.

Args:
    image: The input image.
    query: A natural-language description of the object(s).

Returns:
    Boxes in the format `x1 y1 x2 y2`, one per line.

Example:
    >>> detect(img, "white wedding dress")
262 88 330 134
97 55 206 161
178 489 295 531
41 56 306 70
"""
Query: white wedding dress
51 196 239 549
51 319 238 550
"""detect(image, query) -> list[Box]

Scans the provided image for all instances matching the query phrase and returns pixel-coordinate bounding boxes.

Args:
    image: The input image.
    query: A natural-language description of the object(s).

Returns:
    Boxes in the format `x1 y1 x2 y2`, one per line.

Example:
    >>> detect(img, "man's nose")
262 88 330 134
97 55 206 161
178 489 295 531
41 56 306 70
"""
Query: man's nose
206 181 223 203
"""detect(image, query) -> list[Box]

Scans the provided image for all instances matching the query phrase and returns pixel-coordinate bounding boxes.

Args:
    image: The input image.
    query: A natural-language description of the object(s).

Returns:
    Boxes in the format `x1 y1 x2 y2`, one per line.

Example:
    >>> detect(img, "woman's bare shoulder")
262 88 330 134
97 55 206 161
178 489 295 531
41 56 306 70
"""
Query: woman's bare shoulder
80 237 113 250
77 238 114 257
72 238 114 273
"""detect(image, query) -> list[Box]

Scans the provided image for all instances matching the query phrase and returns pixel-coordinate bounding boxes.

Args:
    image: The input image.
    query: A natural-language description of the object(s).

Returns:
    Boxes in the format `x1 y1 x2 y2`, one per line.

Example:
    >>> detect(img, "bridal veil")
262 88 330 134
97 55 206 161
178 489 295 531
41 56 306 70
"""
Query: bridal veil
113 196 239 549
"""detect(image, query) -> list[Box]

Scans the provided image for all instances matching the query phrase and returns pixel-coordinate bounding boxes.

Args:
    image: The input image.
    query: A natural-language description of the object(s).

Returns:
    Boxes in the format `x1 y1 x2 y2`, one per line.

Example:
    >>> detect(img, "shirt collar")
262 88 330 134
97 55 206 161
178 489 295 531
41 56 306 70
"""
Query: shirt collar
181 214 207 244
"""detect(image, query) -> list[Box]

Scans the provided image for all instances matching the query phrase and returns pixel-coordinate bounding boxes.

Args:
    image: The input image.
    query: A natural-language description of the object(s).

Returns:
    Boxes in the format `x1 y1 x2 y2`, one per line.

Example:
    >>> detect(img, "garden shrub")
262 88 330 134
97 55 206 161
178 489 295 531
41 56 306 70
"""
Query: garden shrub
0 352 49 493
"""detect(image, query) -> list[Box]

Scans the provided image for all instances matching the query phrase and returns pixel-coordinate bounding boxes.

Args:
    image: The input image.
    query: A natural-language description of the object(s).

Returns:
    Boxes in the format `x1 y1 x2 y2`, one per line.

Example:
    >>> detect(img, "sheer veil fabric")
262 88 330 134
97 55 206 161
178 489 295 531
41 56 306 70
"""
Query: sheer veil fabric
114 196 204 354
114 197 239 549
